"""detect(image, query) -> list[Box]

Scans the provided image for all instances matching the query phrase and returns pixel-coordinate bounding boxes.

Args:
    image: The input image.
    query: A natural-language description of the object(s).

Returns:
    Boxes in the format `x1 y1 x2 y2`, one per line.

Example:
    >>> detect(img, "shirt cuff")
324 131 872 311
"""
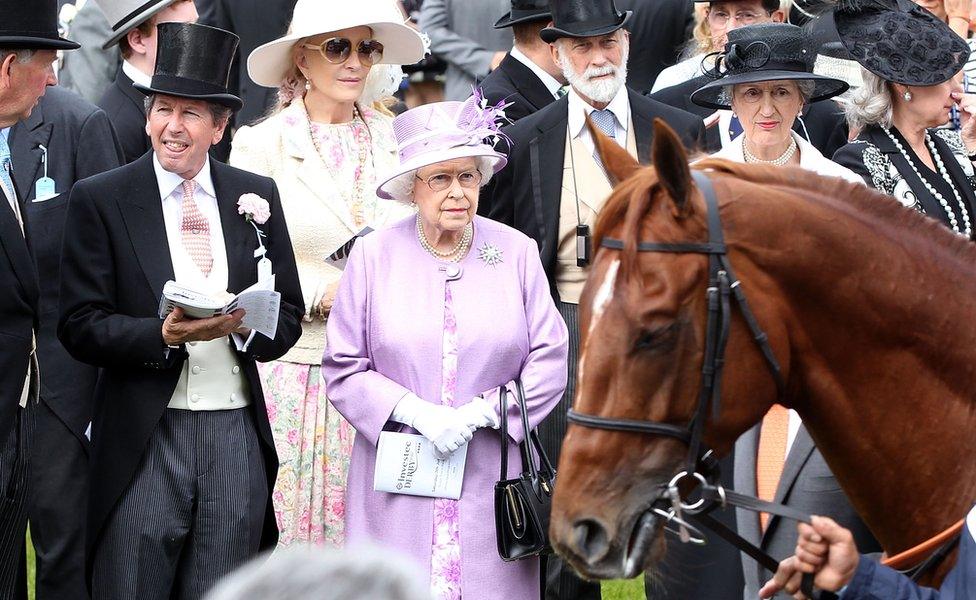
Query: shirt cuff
232 330 257 353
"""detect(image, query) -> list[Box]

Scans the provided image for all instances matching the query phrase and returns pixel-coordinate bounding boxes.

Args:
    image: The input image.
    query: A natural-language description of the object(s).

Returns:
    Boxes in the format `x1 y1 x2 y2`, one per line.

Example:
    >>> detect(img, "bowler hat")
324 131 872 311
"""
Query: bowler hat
540 0 632 44
133 23 242 110
0 0 79 50
92 0 184 49
495 0 551 29
691 23 848 110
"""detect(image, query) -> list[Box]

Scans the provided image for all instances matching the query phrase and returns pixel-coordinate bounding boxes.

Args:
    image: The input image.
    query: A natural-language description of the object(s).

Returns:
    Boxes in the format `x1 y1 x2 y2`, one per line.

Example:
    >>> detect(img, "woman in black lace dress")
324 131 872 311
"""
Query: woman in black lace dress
831 0 976 238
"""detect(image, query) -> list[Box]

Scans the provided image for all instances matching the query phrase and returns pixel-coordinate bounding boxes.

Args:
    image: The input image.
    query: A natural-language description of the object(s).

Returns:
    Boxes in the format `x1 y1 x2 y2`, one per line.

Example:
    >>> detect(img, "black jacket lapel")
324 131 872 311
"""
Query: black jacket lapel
865 126 948 219
629 89 656 164
8 102 52 202
0 198 38 307
501 55 557 113
117 154 174 301
212 161 255 293
530 96 569 269
930 132 976 228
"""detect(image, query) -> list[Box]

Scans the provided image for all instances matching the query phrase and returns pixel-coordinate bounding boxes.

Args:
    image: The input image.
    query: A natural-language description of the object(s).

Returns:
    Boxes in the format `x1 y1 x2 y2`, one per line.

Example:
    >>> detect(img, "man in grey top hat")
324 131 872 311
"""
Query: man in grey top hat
93 0 198 162
0 1 78 598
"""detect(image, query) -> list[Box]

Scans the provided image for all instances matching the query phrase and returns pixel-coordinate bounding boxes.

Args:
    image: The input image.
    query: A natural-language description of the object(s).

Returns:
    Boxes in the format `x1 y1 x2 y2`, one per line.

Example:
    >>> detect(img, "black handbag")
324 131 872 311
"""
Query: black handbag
493 380 557 562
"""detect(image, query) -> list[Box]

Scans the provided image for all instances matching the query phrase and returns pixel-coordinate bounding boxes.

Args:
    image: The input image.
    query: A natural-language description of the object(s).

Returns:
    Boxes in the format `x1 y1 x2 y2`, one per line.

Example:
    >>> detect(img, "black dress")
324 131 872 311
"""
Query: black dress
832 124 976 238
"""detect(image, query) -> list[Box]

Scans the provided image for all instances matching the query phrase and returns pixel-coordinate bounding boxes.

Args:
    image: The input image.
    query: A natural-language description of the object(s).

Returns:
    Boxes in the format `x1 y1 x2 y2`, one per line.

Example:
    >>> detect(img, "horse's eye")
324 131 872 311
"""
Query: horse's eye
634 323 677 352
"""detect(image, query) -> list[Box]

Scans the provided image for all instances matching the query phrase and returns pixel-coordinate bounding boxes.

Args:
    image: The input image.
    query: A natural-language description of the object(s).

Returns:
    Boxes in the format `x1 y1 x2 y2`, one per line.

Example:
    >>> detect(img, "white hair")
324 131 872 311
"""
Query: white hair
554 32 629 104
842 67 894 131
0 49 35 64
384 155 497 205
202 545 429 600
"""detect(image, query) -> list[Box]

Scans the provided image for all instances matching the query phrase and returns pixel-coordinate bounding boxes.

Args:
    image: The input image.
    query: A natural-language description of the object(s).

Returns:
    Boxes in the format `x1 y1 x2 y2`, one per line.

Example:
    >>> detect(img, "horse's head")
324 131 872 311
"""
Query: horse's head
550 120 786 580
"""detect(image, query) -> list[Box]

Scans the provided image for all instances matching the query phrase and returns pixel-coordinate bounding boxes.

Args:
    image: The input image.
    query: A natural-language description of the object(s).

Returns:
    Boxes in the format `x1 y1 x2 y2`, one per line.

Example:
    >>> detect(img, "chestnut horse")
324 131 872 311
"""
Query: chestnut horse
549 120 976 587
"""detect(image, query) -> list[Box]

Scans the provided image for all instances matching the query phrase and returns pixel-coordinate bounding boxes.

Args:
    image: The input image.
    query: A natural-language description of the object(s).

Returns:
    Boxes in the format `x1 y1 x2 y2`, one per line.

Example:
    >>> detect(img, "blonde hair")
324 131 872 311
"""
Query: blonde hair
843 68 894 131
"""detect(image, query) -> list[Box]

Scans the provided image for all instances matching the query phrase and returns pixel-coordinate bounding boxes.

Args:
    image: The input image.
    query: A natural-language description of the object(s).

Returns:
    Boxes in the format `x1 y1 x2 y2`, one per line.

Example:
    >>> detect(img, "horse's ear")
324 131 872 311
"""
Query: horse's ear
650 118 693 214
586 115 640 185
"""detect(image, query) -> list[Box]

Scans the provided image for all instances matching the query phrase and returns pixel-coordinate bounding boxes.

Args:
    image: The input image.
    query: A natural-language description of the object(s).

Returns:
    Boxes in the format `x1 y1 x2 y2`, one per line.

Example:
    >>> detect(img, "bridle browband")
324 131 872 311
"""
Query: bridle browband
564 171 829 597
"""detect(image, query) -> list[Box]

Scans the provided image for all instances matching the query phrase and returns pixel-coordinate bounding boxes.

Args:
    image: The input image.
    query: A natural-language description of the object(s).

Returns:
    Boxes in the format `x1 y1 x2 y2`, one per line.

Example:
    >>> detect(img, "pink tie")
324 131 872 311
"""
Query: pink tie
180 180 212 276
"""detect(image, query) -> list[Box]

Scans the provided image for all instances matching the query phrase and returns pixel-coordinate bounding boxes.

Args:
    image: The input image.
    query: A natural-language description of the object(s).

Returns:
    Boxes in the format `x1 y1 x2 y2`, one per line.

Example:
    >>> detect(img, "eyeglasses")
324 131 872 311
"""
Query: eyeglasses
415 170 483 192
301 38 384 66
706 9 769 28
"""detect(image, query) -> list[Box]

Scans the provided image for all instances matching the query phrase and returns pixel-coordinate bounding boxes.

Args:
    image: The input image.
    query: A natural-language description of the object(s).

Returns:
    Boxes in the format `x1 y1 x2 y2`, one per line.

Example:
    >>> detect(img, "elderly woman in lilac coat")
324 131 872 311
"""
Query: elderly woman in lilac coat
321 94 569 600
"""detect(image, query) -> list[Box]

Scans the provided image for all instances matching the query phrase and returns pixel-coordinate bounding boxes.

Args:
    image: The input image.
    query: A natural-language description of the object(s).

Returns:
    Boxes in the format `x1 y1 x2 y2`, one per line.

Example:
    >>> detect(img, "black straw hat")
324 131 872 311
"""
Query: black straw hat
495 0 551 28
540 0 632 44
133 23 242 111
691 23 849 110
831 0 969 86
0 0 79 50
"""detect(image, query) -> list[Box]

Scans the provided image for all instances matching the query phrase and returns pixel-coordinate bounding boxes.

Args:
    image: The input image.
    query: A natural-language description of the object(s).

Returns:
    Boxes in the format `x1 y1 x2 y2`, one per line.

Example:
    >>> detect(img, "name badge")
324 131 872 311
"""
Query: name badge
34 177 56 201
257 256 273 282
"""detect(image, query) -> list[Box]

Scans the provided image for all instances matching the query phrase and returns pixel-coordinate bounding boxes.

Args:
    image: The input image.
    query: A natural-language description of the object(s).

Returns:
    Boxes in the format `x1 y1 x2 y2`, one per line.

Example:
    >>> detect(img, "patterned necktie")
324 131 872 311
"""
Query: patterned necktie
556 85 569 99
180 180 213 276
590 108 616 140
756 404 790 532
729 114 744 141
0 134 20 229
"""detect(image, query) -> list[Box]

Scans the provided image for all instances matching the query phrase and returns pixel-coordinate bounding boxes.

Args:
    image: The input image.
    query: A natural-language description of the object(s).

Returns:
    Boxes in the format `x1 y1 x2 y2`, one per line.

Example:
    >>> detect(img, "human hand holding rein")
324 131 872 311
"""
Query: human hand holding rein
759 516 860 599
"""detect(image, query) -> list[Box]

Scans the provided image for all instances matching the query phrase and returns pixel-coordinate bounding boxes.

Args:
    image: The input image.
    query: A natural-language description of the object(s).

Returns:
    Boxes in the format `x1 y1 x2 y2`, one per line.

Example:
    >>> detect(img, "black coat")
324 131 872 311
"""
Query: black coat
97 68 150 164
480 89 705 295
57 154 305 575
616 0 694 94
649 74 849 157
12 86 124 443
197 0 298 128
479 52 557 123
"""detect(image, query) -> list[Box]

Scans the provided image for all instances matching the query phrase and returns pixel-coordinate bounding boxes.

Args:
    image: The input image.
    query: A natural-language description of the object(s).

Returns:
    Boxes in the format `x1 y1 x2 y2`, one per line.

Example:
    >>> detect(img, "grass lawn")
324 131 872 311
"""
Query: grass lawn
24 534 642 600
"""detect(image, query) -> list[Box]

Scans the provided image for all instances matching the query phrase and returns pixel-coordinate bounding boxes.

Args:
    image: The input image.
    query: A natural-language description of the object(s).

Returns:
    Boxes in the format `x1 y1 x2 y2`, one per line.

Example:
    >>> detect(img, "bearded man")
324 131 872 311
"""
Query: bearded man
479 1 703 598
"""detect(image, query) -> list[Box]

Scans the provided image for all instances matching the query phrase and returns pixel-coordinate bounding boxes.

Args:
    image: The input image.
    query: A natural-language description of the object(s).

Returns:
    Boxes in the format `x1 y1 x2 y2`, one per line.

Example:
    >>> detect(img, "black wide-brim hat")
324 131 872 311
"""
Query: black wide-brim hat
495 0 551 28
540 0 632 43
830 0 969 86
691 22 849 110
0 0 79 50
133 22 242 111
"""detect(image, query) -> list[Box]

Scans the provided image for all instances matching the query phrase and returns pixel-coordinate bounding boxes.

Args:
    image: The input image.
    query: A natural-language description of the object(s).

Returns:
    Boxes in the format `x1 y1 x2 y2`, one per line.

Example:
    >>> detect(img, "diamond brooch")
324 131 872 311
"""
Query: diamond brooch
477 241 503 267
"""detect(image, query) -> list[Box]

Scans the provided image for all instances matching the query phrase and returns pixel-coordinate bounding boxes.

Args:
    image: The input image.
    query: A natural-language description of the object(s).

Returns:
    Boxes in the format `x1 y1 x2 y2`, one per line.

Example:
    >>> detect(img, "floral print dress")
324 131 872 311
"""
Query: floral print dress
430 284 463 600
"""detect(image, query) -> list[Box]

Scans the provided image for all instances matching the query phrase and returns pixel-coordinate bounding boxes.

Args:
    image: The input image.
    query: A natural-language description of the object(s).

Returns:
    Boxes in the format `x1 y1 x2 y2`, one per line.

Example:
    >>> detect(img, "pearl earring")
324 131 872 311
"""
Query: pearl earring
903 90 912 102
305 79 312 92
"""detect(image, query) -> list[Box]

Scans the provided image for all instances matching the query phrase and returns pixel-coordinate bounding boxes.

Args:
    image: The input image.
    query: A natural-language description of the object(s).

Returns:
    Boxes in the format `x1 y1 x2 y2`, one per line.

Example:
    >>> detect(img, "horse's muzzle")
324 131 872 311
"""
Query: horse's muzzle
554 510 662 580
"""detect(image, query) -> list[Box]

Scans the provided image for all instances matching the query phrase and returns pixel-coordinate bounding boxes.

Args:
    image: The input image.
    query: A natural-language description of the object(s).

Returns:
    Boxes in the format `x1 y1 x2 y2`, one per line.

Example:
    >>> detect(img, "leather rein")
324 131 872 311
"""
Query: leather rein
565 171 956 598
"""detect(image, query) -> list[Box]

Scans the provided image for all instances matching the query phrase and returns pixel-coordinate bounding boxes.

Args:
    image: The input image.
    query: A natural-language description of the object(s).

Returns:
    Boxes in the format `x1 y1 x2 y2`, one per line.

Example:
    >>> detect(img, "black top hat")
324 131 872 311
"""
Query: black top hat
495 0 551 28
540 0 632 43
0 0 79 50
830 0 969 86
691 23 849 110
134 23 242 111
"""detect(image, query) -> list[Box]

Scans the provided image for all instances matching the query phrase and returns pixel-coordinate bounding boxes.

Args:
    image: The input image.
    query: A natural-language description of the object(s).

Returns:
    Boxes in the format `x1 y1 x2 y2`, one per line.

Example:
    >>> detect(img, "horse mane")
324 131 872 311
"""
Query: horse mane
594 158 976 277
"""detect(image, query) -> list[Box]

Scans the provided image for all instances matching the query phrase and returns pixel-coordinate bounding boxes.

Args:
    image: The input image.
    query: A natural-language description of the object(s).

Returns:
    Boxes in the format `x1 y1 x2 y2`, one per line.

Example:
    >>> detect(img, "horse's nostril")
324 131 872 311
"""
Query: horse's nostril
573 518 610 564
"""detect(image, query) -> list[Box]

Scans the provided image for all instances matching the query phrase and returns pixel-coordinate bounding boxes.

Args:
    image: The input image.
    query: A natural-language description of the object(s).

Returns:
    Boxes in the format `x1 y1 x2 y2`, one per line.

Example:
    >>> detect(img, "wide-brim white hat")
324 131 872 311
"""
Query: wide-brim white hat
247 0 427 88
93 0 180 49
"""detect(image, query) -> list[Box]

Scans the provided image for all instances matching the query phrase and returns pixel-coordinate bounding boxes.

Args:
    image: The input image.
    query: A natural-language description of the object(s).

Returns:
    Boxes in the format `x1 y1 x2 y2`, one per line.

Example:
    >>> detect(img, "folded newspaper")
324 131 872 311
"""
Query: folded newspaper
373 432 467 500
158 277 280 339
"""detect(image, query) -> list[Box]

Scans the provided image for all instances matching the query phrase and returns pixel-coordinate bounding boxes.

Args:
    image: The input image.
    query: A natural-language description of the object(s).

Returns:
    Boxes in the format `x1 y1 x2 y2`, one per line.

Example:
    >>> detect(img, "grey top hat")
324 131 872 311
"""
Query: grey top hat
92 0 183 49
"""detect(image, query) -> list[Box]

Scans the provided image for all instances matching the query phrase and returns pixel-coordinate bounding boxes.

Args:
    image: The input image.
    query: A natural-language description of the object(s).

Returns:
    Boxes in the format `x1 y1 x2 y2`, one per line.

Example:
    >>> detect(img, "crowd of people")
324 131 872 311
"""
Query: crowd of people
2 0 976 599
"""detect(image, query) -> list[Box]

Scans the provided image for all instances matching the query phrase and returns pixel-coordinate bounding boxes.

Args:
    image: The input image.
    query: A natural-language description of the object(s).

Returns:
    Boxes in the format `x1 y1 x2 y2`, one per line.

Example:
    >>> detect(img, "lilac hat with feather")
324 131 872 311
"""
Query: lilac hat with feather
376 90 510 200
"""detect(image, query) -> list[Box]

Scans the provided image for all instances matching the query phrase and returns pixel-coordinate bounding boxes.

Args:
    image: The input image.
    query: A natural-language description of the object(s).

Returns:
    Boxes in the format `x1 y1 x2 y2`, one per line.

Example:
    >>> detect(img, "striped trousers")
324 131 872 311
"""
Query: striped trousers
0 400 34 600
91 408 267 600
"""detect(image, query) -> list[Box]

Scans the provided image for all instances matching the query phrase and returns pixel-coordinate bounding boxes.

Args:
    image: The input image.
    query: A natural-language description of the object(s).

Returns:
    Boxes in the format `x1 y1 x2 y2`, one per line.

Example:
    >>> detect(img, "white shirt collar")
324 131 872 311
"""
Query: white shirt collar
152 153 216 201
509 47 563 98
122 59 152 88
567 84 630 140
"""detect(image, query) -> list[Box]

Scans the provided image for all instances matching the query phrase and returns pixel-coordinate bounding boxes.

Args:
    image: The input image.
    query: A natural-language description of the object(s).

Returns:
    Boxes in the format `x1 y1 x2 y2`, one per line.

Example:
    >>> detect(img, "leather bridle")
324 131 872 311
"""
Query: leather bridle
565 170 829 598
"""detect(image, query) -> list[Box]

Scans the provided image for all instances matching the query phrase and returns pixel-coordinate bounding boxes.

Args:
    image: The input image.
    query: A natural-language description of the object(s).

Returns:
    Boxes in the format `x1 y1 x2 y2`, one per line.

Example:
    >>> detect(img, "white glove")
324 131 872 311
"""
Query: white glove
391 394 475 457
456 395 501 430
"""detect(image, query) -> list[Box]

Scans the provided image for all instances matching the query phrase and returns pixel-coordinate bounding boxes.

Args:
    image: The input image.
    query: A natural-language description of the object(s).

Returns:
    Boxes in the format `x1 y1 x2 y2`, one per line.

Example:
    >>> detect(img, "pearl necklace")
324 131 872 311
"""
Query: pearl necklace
882 127 972 238
742 136 798 167
308 105 373 227
416 214 473 262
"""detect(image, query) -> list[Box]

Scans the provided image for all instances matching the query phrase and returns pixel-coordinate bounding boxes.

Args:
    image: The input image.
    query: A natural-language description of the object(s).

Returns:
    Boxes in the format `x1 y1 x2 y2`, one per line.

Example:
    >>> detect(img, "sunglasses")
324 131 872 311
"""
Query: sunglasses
302 37 384 66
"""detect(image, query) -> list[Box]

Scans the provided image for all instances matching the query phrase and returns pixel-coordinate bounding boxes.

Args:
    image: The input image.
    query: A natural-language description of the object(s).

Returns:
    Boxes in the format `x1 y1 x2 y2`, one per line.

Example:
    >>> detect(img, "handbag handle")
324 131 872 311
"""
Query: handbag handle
498 381 557 483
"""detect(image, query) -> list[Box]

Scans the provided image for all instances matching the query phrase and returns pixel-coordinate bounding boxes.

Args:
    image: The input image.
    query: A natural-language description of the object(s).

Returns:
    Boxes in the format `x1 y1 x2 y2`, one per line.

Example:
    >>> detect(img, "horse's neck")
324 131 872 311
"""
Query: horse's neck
742 196 976 554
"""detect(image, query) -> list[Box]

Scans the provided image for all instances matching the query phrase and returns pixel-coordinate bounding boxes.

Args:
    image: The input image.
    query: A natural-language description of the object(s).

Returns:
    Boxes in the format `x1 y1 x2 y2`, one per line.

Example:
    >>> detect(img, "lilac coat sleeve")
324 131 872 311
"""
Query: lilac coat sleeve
482 239 569 444
322 243 412 446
